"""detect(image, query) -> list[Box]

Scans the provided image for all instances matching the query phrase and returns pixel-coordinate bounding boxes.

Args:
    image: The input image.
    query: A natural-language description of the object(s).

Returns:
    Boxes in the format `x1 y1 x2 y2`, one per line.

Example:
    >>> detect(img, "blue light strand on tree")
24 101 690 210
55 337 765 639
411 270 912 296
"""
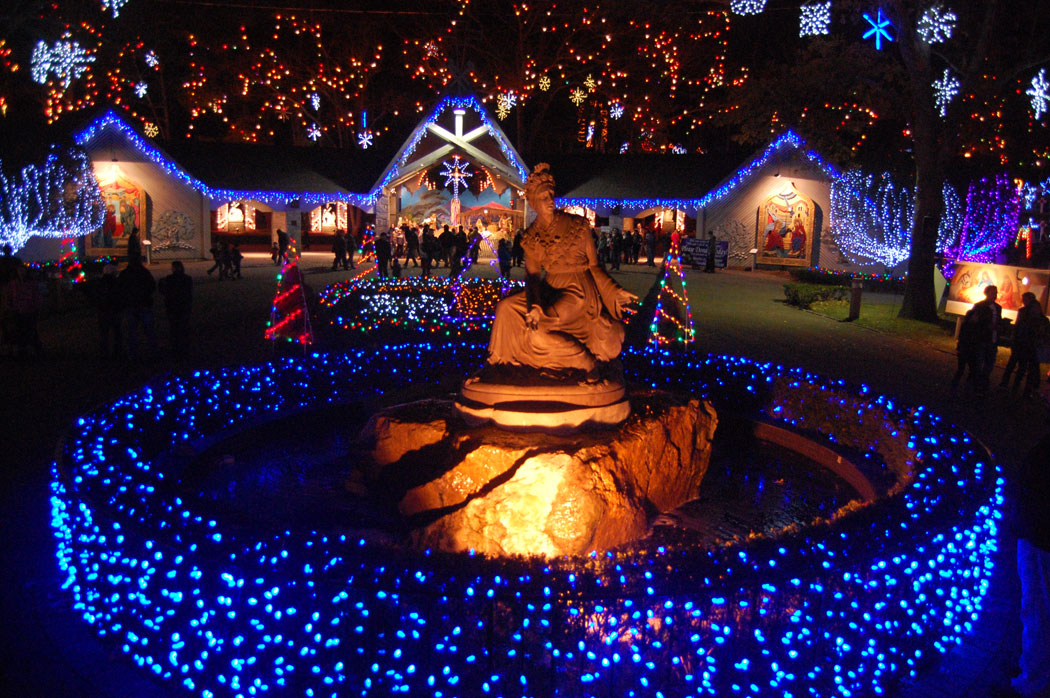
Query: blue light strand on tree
942 174 1022 265
0 147 105 252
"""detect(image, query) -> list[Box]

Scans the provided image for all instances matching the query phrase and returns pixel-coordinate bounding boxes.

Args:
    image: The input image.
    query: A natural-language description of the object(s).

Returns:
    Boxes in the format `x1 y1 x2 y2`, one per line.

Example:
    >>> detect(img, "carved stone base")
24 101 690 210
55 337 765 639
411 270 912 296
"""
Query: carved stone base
359 391 718 558
454 362 630 434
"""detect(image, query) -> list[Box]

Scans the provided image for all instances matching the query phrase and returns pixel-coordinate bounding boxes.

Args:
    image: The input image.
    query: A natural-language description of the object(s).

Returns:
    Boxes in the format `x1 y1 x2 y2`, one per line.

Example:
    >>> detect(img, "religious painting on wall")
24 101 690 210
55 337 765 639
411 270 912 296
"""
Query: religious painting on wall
944 261 1050 321
756 182 814 268
89 169 148 254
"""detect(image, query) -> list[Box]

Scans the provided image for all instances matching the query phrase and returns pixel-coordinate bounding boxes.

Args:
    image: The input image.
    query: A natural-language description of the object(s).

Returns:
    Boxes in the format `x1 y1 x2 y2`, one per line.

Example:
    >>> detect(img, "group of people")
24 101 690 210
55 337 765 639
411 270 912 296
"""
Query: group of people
207 240 244 280
952 284 1050 398
594 227 658 269
89 258 193 360
333 223 488 280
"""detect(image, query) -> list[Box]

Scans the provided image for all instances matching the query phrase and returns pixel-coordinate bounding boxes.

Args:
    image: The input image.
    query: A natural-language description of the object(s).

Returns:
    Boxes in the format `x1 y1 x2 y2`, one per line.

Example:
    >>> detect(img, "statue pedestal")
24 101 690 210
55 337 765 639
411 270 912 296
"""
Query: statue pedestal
454 363 630 434
361 392 718 558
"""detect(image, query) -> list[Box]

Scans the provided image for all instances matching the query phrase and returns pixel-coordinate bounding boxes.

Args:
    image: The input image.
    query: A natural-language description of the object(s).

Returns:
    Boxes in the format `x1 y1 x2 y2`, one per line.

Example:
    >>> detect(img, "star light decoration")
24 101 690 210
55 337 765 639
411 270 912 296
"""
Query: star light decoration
307 123 321 141
932 69 960 117
101 0 128 18
538 75 550 91
30 39 95 90
730 0 766 15
1027 68 1049 121
424 41 439 57
862 8 894 50
916 6 957 44
570 86 587 106
441 155 472 197
799 2 832 37
134 81 147 98
144 50 159 69
610 100 625 119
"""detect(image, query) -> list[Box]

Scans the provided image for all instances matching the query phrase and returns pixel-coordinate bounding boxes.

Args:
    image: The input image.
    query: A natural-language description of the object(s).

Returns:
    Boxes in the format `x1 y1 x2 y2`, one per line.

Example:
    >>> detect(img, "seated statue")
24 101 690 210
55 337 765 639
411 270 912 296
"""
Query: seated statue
487 163 636 374
456 163 636 432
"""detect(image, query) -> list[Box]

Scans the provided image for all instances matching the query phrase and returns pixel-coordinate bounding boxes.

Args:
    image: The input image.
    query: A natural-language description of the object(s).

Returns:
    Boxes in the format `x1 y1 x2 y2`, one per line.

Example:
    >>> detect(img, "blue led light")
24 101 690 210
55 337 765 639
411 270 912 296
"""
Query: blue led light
50 344 1000 697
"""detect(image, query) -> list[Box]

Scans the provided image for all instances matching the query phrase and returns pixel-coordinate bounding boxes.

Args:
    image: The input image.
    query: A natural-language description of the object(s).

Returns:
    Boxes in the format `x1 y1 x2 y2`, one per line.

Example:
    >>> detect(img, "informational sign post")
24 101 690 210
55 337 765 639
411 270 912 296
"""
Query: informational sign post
680 238 729 269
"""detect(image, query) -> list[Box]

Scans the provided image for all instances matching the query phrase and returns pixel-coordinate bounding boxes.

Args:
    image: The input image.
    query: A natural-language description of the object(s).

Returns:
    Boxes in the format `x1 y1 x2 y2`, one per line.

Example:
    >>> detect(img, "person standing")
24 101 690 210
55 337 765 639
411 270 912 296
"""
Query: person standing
632 229 642 265
331 230 348 271
230 243 243 279
207 241 225 278
497 238 512 279
512 228 525 267
92 264 123 358
975 285 1004 393
126 227 143 265
404 225 420 268
421 227 435 278
610 229 622 270
276 229 290 265
1001 292 1050 397
118 257 157 360
375 231 392 279
1010 430 1050 698
439 225 454 268
644 225 657 267
157 260 193 357
704 232 717 273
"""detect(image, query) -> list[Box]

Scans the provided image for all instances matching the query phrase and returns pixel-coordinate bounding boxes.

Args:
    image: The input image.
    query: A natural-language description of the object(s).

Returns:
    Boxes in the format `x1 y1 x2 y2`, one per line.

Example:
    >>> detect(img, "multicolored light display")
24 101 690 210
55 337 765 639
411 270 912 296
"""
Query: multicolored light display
50 343 1002 698
649 241 695 347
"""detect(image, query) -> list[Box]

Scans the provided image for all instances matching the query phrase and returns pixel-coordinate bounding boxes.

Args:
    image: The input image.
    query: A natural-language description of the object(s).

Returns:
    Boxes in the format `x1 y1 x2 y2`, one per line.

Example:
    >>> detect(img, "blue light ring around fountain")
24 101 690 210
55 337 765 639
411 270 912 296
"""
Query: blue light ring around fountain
50 343 1002 697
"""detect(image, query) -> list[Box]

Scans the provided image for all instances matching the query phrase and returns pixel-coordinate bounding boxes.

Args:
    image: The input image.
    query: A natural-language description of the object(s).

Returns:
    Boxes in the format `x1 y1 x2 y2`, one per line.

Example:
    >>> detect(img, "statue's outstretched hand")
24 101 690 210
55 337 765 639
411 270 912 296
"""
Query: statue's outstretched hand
614 288 639 320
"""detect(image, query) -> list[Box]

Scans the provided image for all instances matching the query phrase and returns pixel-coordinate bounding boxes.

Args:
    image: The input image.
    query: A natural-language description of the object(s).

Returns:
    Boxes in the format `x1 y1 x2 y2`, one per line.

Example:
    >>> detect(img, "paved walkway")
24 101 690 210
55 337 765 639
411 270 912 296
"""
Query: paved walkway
1 253 1041 697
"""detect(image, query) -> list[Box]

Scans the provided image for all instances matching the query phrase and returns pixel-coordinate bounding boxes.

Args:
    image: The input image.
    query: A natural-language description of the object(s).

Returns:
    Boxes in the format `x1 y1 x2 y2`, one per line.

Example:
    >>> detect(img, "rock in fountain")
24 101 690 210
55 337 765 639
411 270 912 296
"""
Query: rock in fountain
361 392 717 557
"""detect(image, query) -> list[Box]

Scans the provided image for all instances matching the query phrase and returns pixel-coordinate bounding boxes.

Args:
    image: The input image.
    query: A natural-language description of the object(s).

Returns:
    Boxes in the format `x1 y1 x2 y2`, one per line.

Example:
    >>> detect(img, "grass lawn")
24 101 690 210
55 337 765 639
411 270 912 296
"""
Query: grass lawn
808 295 959 353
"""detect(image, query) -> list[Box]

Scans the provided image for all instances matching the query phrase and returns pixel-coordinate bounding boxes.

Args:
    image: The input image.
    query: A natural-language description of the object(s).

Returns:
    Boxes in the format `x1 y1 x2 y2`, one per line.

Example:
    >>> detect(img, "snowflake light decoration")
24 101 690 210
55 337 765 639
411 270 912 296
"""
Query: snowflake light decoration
610 100 624 119
584 74 596 92
144 50 159 69
862 8 894 50
357 130 373 149
538 75 551 91
932 69 960 117
30 39 95 90
307 123 321 141
570 87 587 106
143 122 159 138
495 102 510 120
441 155 472 197
800 2 832 37
671 144 687 155
310 92 320 111
501 91 517 109
917 6 956 44
101 0 128 18
1027 68 1049 121
134 81 147 98
730 0 766 15
620 141 630 154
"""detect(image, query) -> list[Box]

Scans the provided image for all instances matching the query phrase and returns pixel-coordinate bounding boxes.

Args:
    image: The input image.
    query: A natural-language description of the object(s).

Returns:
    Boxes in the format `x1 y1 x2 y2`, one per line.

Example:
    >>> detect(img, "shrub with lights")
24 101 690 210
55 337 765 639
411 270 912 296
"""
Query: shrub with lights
52 341 1001 698
319 277 524 338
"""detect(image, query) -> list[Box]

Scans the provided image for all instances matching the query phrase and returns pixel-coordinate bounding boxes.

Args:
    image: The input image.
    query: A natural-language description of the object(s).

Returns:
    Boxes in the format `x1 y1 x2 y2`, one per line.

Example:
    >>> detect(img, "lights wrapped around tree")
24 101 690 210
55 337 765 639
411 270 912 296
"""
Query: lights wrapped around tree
265 244 313 346
0 146 105 253
50 342 1001 698
830 170 914 268
942 174 1022 265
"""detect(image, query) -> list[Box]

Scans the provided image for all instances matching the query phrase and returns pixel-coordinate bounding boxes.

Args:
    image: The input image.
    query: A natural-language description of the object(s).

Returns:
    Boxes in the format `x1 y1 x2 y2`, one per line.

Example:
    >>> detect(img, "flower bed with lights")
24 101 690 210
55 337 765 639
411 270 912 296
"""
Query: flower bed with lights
51 344 1001 698
319 277 524 337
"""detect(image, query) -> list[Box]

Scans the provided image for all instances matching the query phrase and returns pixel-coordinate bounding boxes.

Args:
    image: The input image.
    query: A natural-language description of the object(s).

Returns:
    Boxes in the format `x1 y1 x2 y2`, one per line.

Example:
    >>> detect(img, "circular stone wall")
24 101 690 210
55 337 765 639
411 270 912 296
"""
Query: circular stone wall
51 343 1001 698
